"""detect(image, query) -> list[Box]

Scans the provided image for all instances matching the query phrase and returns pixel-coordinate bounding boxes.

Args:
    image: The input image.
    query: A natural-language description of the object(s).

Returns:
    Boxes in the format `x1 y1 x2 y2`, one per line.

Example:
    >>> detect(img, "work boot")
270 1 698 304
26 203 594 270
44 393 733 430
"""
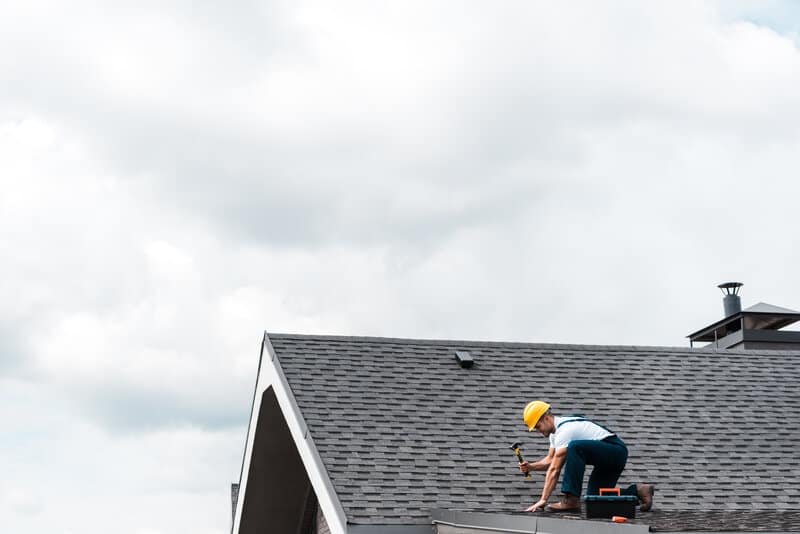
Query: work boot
545 495 581 513
637 484 655 512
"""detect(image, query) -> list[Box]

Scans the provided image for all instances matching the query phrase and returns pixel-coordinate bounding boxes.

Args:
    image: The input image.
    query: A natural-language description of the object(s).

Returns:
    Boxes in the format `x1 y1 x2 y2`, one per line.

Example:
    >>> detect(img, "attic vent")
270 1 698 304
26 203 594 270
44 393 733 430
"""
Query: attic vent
454 351 474 368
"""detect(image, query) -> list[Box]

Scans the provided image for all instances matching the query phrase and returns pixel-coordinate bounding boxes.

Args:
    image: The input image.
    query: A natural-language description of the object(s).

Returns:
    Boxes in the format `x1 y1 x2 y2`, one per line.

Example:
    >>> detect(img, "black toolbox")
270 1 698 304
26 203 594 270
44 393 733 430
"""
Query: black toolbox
583 488 637 519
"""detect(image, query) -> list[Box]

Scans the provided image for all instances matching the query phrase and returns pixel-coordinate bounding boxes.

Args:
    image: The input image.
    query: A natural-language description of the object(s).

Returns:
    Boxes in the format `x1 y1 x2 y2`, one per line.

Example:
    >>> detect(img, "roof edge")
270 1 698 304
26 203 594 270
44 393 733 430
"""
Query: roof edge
430 509 650 534
232 332 349 534
687 311 800 340
263 332 349 534
231 332 266 534
266 332 800 355
347 525 432 534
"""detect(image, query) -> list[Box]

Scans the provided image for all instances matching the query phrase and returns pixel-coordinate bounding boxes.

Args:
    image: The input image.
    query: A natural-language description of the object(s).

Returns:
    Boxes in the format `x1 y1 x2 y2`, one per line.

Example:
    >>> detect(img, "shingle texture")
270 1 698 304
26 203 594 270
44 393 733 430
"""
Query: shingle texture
268 334 800 530
510 510 800 532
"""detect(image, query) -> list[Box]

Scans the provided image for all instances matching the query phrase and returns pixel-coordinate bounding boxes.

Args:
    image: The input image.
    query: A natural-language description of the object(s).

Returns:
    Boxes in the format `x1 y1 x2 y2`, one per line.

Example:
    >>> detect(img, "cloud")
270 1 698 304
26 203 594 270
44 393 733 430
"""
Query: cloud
1 2 800 533
0 376 241 534
2 0 800 425
4 3 798 262
0 486 42 517
22 3 797 253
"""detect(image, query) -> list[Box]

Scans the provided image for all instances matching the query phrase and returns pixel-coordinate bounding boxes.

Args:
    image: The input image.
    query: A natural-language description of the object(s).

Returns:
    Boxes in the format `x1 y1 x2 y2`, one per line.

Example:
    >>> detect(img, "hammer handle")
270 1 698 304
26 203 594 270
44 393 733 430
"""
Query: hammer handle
514 448 531 479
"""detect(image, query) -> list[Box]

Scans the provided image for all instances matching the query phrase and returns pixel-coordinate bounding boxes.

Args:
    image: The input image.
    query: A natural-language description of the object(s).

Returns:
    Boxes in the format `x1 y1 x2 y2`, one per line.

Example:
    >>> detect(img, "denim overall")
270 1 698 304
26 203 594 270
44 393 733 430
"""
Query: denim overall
556 418 638 498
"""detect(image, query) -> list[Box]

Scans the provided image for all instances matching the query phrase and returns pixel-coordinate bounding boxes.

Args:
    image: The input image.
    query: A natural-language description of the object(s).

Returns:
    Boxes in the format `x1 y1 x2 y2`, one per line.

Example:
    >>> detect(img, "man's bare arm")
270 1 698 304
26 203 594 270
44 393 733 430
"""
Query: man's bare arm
540 448 567 501
525 448 567 512
519 448 555 473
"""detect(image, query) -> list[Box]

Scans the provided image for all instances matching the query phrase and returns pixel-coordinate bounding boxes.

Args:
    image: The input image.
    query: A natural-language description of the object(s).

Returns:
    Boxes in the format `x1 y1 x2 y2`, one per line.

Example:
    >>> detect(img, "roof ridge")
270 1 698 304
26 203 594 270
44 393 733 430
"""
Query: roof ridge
264 332 800 355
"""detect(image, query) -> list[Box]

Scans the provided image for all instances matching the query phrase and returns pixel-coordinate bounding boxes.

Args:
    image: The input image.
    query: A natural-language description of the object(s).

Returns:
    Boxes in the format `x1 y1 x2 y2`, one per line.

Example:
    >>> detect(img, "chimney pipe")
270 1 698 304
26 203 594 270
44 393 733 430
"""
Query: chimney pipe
718 282 743 317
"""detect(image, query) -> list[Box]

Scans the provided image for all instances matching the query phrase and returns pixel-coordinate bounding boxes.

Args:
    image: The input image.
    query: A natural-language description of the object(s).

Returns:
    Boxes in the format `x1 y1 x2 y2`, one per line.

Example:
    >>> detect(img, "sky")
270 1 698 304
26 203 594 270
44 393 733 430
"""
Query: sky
1 1 800 533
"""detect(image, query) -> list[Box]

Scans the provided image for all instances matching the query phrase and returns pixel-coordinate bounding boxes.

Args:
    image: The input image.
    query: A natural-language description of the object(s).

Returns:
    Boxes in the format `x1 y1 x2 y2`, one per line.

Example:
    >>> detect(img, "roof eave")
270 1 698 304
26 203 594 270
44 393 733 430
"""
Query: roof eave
430 510 650 534
348 524 432 534
687 311 800 341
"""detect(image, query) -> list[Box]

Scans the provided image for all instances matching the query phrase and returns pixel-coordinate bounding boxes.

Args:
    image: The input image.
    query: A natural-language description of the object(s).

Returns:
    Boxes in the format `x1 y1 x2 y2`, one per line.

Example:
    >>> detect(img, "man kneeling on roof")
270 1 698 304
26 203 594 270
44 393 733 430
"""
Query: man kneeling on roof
519 400 655 513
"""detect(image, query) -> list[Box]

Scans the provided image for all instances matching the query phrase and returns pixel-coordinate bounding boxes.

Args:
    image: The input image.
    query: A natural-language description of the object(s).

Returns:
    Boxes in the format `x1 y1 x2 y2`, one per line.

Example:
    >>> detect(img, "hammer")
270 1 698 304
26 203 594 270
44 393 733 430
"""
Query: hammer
510 442 530 479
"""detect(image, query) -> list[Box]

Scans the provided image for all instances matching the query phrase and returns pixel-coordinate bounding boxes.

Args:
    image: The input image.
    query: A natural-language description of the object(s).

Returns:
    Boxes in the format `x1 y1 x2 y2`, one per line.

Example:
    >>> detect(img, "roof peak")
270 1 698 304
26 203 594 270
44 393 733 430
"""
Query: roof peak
743 301 800 315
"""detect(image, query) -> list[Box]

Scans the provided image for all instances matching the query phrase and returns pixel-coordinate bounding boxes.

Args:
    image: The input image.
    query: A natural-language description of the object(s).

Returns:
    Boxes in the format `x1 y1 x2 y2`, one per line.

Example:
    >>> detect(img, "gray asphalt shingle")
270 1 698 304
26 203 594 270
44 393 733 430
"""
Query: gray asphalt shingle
267 333 800 529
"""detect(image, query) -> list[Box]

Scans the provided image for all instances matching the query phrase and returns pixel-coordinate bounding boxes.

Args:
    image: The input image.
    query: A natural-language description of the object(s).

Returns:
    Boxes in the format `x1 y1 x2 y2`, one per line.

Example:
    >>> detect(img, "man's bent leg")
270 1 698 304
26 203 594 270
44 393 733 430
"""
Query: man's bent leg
561 440 595 497
583 437 629 495
586 466 623 496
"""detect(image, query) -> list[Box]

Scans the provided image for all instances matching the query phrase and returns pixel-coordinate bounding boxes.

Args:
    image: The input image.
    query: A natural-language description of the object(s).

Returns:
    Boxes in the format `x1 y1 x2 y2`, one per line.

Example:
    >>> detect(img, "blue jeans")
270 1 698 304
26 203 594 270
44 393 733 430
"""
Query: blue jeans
561 435 638 498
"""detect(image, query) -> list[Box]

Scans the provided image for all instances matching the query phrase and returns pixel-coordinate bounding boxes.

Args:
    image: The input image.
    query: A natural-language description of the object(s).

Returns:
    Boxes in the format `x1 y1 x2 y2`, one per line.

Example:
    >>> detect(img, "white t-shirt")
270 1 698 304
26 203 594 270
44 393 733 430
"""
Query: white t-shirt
549 416 614 450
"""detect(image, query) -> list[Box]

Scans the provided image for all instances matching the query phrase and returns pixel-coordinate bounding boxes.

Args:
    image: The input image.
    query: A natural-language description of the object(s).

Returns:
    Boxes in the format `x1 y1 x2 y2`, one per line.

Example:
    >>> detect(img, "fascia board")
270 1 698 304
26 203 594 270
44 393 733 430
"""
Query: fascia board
348 525 433 534
431 510 536 533
430 510 649 534
536 516 648 534
232 332 348 534
232 333 267 534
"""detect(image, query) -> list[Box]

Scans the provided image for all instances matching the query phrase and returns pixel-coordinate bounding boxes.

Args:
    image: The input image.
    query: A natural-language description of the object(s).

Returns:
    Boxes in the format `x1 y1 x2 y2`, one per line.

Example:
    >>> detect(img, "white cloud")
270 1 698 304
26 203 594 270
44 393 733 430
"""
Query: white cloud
144 240 195 281
1 1 799 533
0 486 42 516
0 377 240 534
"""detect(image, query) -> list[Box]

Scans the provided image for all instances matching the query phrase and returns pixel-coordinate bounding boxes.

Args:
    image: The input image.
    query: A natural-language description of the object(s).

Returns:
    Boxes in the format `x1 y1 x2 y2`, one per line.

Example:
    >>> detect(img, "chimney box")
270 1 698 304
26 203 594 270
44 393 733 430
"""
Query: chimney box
687 283 800 350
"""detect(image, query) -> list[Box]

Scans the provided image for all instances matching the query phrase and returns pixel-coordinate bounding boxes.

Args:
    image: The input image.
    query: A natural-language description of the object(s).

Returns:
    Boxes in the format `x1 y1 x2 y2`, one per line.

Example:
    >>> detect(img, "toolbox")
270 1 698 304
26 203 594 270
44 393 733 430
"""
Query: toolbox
583 488 637 519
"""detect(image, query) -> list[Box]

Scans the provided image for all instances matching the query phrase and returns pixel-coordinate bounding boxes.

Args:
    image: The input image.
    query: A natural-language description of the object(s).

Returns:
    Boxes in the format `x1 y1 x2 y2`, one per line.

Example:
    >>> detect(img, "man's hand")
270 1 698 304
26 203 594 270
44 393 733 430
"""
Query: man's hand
525 499 548 513
518 461 532 475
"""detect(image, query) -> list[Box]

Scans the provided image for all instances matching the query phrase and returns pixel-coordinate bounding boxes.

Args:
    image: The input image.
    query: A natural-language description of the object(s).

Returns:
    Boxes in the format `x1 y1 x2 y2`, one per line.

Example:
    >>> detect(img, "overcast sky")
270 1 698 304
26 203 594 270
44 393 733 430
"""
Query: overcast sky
2 1 800 533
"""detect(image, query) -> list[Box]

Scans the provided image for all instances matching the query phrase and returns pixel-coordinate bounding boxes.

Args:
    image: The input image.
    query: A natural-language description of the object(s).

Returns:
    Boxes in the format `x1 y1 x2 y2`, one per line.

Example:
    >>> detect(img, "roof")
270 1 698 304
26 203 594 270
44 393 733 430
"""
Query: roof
265 333 800 532
688 302 800 341
431 509 800 533
430 509 651 534
745 302 800 315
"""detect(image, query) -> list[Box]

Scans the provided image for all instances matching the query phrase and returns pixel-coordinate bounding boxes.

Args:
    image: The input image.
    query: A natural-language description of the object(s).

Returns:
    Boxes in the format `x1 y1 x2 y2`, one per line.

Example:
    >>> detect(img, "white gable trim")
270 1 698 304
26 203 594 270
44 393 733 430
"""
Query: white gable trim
232 332 348 534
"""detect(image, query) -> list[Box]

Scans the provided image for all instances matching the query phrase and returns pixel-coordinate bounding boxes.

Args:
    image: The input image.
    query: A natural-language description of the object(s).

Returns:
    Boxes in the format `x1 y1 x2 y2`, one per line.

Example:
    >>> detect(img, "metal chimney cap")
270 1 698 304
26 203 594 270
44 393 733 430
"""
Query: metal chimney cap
718 282 743 295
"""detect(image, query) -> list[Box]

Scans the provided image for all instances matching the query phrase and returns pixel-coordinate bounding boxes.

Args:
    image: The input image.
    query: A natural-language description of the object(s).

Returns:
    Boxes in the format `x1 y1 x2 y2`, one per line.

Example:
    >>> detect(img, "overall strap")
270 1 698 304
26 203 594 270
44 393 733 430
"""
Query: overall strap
556 417 586 429
556 417 615 435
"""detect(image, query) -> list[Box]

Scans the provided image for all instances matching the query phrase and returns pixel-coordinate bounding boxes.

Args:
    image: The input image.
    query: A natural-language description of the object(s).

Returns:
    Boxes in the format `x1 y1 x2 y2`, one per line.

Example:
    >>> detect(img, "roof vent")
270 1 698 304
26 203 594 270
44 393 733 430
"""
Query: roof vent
718 282 743 317
454 350 474 368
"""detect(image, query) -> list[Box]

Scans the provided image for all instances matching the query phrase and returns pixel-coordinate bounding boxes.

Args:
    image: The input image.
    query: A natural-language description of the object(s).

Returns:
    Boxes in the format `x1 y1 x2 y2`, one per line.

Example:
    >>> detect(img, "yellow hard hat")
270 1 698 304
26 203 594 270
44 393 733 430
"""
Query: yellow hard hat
523 400 551 431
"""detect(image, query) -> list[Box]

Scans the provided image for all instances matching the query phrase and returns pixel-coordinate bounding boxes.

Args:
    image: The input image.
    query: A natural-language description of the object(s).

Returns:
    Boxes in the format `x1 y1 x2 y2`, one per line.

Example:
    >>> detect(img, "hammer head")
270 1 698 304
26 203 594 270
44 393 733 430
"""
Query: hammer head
510 442 522 450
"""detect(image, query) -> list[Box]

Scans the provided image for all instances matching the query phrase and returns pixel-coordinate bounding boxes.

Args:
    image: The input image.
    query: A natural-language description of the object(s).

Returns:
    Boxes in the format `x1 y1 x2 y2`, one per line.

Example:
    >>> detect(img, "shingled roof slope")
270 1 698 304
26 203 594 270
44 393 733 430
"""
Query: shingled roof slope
267 333 800 530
